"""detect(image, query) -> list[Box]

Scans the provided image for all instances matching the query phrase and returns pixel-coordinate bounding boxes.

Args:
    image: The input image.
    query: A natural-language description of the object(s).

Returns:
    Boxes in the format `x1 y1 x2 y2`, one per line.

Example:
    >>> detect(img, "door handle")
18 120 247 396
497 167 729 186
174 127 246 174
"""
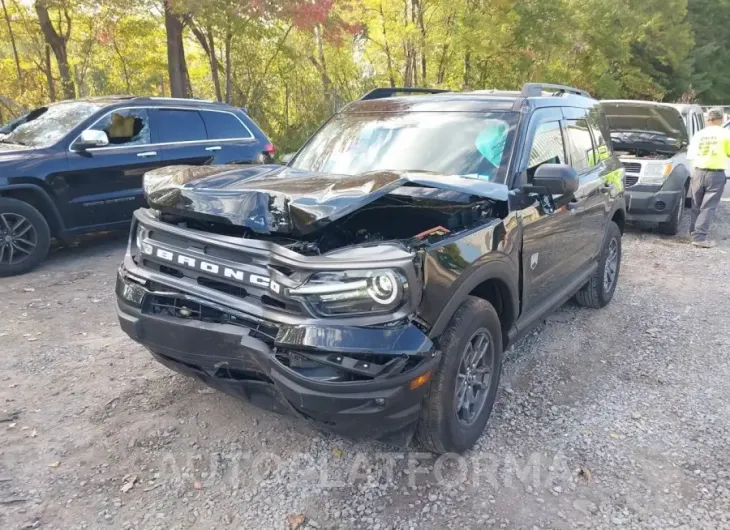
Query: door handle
137 151 157 158
205 146 222 152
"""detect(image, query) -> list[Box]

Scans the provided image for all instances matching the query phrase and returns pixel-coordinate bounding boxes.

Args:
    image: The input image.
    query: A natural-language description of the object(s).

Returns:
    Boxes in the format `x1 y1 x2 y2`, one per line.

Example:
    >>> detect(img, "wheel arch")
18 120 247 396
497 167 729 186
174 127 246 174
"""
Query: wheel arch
427 259 519 348
0 184 65 238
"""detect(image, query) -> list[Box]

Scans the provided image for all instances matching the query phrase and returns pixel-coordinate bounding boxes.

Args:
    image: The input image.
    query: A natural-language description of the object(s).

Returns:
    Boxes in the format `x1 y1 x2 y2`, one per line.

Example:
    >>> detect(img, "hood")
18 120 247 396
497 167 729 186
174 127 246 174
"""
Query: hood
143 164 508 235
602 102 688 153
0 142 34 164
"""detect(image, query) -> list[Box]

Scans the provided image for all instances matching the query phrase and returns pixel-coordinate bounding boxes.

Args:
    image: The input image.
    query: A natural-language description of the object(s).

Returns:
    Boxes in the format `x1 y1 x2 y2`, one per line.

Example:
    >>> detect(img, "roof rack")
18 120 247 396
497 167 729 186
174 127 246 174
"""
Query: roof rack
521 83 591 98
359 87 449 101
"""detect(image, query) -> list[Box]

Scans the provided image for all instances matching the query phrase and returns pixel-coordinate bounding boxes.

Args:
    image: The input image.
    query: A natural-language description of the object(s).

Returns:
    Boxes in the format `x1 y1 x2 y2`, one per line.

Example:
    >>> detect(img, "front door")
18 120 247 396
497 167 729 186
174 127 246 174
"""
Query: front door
562 107 608 265
58 108 165 231
516 108 583 315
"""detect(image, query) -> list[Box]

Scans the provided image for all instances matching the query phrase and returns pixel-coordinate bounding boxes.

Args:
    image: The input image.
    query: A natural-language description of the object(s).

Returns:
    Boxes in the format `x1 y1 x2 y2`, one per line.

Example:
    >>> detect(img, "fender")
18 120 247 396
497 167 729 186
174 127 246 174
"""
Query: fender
663 163 691 192
0 183 66 234
427 257 520 339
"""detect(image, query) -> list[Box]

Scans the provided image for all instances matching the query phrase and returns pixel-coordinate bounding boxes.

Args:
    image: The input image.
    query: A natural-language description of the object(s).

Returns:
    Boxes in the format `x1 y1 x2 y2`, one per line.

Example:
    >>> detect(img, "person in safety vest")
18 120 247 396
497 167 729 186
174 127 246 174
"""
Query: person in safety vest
687 107 730 248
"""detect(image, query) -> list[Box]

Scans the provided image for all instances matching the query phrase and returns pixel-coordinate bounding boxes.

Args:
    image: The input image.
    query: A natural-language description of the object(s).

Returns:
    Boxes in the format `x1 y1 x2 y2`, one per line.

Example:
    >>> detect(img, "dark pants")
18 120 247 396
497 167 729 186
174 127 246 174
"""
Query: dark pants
690 169 726 242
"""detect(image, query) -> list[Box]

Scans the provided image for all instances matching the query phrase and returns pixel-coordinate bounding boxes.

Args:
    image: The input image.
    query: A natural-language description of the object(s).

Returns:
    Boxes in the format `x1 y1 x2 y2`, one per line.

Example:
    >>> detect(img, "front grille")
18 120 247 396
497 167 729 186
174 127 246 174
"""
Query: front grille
625 175 639 187
622 162 642 174
143 294 279 344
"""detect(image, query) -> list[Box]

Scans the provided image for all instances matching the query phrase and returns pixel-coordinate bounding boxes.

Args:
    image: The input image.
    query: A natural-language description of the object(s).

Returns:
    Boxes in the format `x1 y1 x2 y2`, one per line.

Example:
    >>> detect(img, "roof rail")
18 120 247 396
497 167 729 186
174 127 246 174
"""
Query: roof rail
359 87 449 101
521 83 591 98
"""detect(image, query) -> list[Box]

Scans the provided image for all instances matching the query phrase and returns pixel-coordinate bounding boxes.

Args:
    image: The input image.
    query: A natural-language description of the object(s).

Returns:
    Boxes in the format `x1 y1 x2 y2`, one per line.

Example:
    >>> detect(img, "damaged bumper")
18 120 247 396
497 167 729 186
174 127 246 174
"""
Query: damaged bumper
115 211 439 444
626 185 683 222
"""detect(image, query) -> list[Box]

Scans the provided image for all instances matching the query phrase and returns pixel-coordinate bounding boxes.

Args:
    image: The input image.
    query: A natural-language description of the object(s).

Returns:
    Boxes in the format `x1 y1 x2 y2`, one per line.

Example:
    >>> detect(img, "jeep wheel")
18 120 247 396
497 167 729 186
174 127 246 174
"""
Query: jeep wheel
416 297 503 454
657 195 683 235
0 198 50 277
575 221 621 309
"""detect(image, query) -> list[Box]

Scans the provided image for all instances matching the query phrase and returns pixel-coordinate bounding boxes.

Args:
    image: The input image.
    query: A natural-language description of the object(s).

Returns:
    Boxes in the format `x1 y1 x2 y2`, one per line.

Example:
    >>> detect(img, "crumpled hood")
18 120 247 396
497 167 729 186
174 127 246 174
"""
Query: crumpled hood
143 164 508 235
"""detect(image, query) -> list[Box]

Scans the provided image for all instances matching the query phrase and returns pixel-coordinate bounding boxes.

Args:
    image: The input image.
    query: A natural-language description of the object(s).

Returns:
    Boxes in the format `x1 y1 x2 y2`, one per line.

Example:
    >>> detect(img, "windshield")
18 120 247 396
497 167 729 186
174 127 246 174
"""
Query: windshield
291 111 518 184
1 102 102 148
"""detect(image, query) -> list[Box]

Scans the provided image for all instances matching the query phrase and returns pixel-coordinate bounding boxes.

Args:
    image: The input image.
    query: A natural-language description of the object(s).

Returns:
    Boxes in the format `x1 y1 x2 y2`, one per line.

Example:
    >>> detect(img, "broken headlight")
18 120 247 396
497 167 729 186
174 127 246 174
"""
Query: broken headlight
289 269 408 317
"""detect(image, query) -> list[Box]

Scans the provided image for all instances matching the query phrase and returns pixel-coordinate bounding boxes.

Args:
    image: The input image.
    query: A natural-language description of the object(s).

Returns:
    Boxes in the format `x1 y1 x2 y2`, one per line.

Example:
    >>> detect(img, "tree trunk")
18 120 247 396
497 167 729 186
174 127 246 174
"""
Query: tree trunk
35 1 75 100
462 51 471 90
1 0 22 92
379 2 396 87
164 0 190 98
224 24 232 104
44 44 56 101
415 0 426 84
189 21 223 102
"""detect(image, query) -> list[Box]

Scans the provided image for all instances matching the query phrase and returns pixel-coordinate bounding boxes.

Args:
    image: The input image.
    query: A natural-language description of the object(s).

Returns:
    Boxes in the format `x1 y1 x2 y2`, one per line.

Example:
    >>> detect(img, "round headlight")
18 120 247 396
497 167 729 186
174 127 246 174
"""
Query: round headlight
367 271 399 305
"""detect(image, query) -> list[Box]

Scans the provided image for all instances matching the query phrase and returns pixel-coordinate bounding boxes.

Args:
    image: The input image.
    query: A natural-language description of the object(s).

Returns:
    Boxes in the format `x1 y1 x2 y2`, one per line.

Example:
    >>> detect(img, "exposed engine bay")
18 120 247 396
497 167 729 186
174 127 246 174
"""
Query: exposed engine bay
615 149 673 160
160 187 501 255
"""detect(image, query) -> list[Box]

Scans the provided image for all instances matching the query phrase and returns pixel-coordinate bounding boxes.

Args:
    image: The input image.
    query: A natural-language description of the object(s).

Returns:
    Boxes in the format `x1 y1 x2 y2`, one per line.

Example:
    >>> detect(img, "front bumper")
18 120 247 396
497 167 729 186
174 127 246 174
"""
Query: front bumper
116 267 439 445
625 185 683 222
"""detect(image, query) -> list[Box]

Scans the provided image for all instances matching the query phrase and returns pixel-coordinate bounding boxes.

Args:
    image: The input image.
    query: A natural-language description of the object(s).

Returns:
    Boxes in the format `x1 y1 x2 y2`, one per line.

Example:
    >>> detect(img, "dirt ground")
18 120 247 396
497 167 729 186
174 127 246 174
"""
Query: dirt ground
1 202 729 530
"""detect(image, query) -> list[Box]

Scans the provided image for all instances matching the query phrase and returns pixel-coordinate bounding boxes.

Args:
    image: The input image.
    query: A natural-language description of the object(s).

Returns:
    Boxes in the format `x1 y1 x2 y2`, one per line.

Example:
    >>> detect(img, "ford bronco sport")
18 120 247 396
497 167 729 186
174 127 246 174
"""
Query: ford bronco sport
116 84 626 453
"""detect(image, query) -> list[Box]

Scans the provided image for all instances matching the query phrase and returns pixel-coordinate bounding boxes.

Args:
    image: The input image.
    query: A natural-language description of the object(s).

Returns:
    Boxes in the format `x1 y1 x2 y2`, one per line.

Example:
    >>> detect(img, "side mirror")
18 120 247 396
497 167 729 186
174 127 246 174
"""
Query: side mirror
524 164 579 195
73 129 109 151
281 152 295 164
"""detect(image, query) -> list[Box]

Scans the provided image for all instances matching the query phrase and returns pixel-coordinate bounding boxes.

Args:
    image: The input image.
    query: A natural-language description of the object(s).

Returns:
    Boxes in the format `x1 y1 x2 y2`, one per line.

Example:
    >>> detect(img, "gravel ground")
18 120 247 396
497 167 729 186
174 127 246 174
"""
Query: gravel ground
1 201 729 530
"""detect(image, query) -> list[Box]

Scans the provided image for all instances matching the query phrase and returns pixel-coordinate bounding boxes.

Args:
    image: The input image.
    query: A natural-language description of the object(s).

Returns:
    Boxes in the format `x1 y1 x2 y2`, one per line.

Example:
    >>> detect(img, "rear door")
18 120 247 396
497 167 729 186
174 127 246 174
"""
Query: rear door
61 107 166 229
153 108 213 166
199 110 263 164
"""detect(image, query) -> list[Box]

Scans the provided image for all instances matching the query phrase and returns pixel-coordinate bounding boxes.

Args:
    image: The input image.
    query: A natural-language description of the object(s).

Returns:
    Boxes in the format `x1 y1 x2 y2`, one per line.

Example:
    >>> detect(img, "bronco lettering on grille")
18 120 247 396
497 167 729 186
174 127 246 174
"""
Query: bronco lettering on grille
147 246 281 293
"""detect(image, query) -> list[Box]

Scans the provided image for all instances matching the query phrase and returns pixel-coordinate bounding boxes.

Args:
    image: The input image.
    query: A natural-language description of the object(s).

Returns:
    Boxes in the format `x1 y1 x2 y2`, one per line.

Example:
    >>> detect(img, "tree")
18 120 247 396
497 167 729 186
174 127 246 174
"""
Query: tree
35 0 75 100
163 0 190 97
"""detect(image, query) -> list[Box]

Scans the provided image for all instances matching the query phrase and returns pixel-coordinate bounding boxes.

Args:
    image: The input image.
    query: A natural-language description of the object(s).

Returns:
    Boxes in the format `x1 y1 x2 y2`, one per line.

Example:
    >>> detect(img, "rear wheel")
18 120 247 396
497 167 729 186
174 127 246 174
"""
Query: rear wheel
575 221 621 309
0 198 50 277
657 195 683 235
415 297 503 454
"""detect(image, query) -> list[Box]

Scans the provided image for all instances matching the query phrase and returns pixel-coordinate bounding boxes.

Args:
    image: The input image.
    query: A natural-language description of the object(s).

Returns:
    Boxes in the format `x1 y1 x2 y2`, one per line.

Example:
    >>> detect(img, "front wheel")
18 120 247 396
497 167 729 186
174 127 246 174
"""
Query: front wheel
575 221 622 309
0 198 51 277
415 297 503 454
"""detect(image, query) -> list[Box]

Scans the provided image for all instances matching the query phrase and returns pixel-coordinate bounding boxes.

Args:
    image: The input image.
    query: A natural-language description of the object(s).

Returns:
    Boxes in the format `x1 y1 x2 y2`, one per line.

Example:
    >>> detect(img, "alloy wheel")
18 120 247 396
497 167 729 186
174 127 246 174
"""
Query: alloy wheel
0 213 38 266
603 237 619 292
454 329 494 426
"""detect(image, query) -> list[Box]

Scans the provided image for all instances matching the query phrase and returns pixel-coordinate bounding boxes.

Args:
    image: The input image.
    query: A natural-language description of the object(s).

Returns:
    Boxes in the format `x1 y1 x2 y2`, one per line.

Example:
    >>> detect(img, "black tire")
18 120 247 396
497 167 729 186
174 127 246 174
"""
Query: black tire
0 198 50 277
657 195 683 235
415 297 503 454
575 221 621 309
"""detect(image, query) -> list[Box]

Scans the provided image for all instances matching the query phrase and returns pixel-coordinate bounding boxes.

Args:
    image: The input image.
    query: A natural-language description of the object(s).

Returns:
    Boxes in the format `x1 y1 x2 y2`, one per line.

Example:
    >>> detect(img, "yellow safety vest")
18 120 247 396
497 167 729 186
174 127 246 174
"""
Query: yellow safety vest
688 126 730 170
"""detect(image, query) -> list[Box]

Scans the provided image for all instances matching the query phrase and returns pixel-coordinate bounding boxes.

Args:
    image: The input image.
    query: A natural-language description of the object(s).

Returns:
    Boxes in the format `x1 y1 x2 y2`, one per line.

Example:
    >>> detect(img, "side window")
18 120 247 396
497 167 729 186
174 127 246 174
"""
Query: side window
587 107 611 163
201 111 252 140
526 121 566 182
156 109 207 143
90 109 150 146
565 119 595 172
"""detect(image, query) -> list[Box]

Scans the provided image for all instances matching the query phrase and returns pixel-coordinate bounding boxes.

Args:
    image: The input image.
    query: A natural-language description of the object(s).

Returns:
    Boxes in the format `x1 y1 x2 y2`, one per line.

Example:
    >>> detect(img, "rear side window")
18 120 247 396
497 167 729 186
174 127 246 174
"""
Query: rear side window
156 109 207 143
201 111 252 140
565 119 595 171
526 121 566 182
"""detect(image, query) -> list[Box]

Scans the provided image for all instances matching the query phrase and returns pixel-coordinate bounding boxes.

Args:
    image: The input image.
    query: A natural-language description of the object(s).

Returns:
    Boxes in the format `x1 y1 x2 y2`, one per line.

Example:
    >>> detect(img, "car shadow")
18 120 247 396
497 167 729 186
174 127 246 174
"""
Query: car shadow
45 230 129 269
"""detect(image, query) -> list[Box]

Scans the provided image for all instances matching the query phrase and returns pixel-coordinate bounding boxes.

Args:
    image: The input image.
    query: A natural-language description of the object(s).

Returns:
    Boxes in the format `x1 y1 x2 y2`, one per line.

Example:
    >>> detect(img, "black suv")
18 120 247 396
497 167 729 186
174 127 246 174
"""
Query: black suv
0 97 273 276
116 84 626 453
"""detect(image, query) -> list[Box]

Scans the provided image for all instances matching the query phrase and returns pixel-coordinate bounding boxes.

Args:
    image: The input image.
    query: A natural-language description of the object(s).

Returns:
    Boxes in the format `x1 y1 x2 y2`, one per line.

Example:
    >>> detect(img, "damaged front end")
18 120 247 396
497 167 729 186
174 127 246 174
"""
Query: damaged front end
116 165 507 443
